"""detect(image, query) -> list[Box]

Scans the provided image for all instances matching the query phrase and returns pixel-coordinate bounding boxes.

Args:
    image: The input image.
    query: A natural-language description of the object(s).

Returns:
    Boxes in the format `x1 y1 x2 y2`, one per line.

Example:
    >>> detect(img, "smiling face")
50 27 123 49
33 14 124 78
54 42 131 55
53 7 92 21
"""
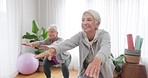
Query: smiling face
81 12 99 34
48 28 58 41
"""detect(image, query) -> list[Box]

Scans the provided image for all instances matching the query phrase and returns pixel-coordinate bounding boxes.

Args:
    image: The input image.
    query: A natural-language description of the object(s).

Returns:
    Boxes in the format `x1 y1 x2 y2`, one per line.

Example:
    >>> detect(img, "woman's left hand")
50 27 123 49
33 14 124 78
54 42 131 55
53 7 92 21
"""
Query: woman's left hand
83 57 102 78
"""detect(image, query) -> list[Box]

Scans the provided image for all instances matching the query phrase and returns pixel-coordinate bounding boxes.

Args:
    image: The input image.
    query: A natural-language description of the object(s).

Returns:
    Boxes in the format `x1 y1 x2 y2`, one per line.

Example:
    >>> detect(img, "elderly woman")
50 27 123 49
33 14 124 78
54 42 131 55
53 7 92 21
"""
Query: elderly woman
35 10 115 78
22 24 71 78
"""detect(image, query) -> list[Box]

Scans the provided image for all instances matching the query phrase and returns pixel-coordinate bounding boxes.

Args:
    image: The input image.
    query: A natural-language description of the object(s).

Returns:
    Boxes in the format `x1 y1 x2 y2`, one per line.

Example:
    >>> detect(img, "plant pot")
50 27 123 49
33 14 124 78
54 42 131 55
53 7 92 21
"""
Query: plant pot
124 49 141 64
124 54 140 64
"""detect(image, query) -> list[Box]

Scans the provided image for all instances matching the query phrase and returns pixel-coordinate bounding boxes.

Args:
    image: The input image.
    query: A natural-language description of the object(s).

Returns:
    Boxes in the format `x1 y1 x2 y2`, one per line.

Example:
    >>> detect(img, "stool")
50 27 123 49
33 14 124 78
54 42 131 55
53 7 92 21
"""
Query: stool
121 63 147 78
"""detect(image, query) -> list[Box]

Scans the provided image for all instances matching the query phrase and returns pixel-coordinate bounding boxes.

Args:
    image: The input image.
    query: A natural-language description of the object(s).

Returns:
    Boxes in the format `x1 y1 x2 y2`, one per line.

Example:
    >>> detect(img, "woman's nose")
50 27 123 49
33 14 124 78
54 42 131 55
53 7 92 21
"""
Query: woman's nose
82 20 88 24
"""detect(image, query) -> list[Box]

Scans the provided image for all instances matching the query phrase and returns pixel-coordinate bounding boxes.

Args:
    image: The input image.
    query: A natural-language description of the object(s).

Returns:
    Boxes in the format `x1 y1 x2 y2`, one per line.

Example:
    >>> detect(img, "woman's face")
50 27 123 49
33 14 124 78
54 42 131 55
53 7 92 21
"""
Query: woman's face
81 13 98 33
48 28 58 40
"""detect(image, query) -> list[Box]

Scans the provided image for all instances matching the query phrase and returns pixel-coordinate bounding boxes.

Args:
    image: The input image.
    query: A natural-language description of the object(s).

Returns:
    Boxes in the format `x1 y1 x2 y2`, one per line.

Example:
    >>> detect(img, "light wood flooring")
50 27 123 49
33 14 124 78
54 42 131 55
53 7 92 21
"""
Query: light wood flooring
16 67 78 78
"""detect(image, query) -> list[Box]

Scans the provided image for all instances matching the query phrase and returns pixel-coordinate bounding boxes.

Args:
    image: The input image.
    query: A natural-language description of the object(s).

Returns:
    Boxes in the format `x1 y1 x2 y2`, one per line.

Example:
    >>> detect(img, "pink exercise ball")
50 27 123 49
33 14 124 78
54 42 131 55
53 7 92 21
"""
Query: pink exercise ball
17 53 39 75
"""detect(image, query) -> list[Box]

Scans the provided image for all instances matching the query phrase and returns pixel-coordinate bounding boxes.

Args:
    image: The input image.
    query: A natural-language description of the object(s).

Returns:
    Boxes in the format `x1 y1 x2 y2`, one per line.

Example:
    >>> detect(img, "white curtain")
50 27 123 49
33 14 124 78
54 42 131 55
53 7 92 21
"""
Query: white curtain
0 0 40 77
0 0 22 77
44 0 148 75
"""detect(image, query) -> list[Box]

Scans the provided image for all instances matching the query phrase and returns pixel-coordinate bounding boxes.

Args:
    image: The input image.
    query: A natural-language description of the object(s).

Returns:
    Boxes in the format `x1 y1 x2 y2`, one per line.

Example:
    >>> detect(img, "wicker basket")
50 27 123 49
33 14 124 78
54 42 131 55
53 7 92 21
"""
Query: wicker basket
124 49 141 64
124 54 140 64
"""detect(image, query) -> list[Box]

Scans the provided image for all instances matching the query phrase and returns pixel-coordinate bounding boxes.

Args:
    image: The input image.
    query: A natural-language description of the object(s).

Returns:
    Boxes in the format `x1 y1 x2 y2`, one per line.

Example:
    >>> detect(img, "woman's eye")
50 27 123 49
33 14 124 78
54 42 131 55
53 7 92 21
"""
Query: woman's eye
87 19 92 21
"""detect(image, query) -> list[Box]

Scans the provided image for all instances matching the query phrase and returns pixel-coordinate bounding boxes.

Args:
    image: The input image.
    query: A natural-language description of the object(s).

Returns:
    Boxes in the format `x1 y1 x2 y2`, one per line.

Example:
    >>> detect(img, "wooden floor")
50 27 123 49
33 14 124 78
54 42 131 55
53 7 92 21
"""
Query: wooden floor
15 67 78 78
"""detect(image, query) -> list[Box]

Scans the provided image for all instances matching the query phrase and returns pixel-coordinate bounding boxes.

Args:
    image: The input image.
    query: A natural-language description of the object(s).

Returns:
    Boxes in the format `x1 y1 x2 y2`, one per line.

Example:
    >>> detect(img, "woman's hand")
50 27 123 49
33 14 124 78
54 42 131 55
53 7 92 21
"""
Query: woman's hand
22 43 33 47
83 57 102 78
34 48 56 60
39 45 49 50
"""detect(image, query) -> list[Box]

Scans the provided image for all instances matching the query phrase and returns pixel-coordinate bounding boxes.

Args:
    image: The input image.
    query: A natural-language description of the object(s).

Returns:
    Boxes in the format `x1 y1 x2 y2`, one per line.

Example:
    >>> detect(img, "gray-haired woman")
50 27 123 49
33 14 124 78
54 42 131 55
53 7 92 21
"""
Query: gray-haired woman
35 10 115 78
23 24 71 78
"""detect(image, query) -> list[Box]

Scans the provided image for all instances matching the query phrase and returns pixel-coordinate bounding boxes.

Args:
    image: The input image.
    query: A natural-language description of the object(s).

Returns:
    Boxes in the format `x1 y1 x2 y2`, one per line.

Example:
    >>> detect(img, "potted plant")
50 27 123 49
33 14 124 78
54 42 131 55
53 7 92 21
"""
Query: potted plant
110 53 125 78
22 20 48 61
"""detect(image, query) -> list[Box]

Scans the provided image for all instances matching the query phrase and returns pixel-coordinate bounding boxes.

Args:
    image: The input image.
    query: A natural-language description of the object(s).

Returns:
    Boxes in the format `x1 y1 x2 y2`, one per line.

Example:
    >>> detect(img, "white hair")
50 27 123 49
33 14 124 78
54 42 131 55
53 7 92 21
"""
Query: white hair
83 10 101 23
47 24 58 32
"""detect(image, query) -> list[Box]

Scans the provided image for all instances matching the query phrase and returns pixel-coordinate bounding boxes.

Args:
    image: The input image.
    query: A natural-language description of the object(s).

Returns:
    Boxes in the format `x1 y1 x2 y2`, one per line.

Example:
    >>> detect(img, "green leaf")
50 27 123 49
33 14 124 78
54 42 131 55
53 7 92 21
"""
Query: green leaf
110 53 125 73
30 40 37 42
42 32 48 39
22 32 38 39
110 53 114 58
116 54 124 60
41 27 48 39
32 20 39 34
35 49 41 54
115 63 121 72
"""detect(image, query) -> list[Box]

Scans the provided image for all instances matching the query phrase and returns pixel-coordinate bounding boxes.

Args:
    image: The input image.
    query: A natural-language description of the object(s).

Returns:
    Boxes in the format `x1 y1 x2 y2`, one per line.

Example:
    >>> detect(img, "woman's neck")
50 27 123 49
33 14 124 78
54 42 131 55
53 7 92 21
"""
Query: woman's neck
86 30 96 41
51 37 57 43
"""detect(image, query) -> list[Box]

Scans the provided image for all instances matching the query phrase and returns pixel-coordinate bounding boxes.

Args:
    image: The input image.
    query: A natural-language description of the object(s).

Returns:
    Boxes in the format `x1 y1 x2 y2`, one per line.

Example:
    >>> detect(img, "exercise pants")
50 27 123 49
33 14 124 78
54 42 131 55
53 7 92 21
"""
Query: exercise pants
43 59 69 78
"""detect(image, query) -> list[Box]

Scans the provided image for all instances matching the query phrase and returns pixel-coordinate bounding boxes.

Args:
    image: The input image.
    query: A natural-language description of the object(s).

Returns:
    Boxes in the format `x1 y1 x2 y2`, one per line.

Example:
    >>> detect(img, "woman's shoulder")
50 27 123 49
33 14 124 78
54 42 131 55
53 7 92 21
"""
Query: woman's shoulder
57 37 64 41
70 31 84 38
98 29 109 35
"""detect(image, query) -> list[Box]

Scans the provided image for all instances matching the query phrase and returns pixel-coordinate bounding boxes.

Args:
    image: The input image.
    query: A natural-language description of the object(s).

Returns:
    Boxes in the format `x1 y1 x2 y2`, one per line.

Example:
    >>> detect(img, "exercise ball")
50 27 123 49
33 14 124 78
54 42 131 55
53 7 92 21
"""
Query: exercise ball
17 53 39 75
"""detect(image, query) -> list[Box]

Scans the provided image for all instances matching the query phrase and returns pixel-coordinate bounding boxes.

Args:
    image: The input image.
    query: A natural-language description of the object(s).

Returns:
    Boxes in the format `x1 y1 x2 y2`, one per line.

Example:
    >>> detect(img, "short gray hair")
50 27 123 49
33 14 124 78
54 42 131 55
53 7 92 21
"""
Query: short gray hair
47 24 58 32
83 10 101 23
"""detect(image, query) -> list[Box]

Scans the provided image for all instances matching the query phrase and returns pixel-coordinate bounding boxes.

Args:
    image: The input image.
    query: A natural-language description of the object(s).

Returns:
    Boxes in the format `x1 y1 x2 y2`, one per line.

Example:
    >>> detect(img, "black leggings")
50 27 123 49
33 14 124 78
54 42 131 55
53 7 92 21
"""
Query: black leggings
43 58 69 78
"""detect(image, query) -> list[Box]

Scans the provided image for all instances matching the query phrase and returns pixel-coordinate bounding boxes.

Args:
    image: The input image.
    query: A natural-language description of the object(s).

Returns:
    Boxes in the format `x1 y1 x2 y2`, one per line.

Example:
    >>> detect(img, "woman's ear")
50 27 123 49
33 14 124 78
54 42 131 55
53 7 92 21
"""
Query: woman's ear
95 22 100 29
97 22 100 25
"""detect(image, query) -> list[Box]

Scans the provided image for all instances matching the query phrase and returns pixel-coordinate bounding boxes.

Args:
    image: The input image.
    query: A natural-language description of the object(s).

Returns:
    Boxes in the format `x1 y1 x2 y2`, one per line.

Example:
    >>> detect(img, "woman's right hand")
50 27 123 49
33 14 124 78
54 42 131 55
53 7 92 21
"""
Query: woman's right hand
83 57 102 78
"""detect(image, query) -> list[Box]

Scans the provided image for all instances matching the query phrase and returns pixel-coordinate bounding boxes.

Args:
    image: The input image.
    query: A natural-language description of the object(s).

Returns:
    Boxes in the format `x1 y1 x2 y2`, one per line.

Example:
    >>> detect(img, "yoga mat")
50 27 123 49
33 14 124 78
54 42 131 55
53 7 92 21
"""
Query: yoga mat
127 34 134 50
135 35 141 50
